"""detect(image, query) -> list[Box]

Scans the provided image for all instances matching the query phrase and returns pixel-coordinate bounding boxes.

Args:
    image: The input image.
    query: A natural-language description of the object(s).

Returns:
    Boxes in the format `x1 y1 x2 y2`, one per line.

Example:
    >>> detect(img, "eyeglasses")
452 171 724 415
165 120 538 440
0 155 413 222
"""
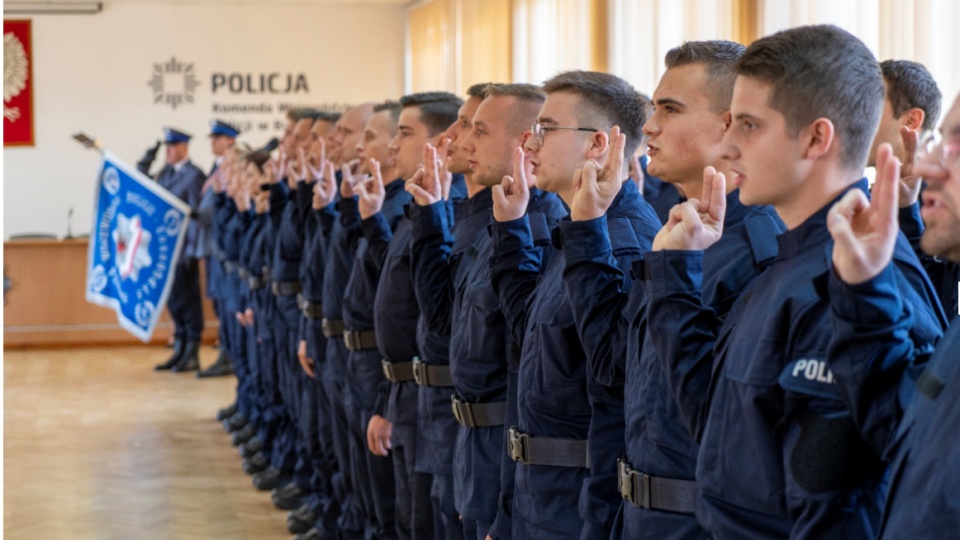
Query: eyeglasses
531 122 598 147
917 130 960 169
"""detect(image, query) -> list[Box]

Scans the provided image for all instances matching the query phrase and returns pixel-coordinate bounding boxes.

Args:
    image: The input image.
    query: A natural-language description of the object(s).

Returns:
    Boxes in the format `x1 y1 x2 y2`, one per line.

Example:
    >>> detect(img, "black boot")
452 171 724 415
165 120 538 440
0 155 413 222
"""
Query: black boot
154 339 184 371
196 349 234 378
216 402 238 422
171 340 200 372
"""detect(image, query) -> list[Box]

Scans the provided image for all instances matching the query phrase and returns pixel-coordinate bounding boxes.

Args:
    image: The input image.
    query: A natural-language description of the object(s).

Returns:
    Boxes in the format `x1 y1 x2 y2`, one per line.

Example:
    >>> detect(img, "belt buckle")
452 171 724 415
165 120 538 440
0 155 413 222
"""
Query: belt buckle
381 359 394 382
508 426 527 463
450 395 462 424
412 358 426 386
451 395 473 427
617 459 633 502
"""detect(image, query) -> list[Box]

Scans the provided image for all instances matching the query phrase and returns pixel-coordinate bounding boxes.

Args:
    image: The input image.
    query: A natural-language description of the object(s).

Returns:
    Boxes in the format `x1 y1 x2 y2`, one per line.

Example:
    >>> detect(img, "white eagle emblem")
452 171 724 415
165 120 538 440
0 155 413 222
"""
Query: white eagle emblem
112 214 152 281
3 32 28 122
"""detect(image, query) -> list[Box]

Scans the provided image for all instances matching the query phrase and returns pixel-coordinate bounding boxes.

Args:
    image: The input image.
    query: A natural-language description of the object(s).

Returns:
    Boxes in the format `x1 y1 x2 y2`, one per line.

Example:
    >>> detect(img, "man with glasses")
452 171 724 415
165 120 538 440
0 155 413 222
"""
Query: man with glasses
490 70 660 538
826 91 960 537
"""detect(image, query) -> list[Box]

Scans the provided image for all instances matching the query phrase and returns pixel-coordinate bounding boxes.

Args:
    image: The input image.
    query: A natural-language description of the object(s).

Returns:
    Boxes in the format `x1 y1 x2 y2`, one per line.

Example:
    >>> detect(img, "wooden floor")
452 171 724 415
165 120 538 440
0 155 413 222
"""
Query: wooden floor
4 346 292 540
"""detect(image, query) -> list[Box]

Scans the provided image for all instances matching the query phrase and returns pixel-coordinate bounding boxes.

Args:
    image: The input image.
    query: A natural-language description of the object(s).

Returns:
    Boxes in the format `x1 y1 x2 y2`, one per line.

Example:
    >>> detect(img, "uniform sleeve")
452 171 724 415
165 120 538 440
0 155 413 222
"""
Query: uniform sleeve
409 201 455 337
825 263 933 460
491 215 542 346
644 249 718 441
560 217 629 387
268 182 288 230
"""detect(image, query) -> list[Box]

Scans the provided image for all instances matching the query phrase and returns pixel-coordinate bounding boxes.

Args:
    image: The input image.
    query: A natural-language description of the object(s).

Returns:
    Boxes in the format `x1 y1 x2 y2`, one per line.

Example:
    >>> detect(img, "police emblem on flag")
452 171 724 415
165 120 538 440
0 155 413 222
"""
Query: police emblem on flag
86 151 190 341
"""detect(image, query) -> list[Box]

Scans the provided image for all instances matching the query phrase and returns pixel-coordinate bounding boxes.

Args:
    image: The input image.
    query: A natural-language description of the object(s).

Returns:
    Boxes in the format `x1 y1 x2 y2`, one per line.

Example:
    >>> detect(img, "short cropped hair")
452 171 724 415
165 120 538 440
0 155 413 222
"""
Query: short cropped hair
373 100 402 131
665 40 745 113
467 82 495 99
880 60 942 131
243 150 271 173
736 24 884 171
398 92 464 136
483 83 546 103
543 70 648 159
482 83 547 135
316 111 341 124
287 107 318 122
298 109 323 123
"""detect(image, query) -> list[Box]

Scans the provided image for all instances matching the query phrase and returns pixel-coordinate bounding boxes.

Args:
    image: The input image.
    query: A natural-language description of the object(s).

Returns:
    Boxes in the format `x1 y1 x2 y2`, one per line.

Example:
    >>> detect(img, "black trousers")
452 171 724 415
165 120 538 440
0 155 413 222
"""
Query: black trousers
167 258 204 341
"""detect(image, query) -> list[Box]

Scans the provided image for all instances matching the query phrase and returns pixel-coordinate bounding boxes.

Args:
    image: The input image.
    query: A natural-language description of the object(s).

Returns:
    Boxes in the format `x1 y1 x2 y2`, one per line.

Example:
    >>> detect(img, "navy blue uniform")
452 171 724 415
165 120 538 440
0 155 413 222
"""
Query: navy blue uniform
408 187 562 540
561 190 783 539
319 182 368 539
341 181 409 540
156 160 206 341
826 261 959 538
290 180 338 536
248 211 285 465
492 180 659 539
274 179 322 497
237 210 267 426
645 180 945 539
220 202 250 413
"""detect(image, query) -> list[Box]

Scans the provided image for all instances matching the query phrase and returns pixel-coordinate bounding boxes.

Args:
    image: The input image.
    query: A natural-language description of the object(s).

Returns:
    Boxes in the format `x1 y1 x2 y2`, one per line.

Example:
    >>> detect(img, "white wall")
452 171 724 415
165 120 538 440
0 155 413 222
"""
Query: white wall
3 1 406 238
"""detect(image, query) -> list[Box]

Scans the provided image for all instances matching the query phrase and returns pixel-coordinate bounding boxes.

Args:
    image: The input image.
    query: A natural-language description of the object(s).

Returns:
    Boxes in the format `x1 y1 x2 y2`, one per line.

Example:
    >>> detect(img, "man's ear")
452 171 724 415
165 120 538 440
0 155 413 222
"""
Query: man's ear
801 117 835 161
899 107 925 131
721 110 733 133
586 129 609 161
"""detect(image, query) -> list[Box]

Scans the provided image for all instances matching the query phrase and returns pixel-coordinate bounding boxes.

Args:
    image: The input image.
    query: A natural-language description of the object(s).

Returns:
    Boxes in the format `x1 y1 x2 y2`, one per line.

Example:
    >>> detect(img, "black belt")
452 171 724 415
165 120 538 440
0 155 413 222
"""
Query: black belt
412 358 454 387
381 358 415 383
248 275 265 290
272 280 302 297
298 293 324 320
343 329 377 351
508 426 588 468
617 459 697 515
322 318 344 338
451 395 506 428
238 267 249 280
223 260 239 274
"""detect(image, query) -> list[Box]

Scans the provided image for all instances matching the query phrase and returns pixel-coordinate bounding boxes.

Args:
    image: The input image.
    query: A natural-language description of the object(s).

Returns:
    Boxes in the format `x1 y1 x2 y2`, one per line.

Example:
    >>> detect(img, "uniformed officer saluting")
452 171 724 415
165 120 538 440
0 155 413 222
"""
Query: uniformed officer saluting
644 25 946 539
141 127 208 372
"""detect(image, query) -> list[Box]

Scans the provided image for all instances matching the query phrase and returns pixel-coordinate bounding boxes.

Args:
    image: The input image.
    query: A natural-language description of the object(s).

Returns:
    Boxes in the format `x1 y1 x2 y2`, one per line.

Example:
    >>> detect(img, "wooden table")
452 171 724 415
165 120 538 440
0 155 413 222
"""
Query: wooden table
3 239 218 348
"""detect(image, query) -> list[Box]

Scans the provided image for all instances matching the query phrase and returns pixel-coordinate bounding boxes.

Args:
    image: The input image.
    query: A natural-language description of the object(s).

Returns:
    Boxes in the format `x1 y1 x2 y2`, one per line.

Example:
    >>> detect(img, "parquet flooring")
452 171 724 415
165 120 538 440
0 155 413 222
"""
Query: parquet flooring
4 346 292 539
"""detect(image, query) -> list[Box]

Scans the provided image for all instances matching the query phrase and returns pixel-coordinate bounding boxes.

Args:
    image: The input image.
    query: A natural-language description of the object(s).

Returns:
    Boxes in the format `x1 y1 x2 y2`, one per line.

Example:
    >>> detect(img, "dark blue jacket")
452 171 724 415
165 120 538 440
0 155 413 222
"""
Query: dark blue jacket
561 189 783 539
492 180 660 539
320 172 360 382
825 261 960 538
341 180 410 411
270 180 305 332
645 180 945 539
299 195 337 363
155 160 206 260
238 212 267 313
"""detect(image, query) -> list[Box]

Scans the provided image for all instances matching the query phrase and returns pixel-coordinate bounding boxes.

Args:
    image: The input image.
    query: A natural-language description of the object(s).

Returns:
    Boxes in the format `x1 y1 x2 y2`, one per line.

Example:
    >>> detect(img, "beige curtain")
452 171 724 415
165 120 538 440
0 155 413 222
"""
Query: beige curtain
759 0 960 125
606 0 745 96
511 0 607 85
408 0 455 93
459 0 513 90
